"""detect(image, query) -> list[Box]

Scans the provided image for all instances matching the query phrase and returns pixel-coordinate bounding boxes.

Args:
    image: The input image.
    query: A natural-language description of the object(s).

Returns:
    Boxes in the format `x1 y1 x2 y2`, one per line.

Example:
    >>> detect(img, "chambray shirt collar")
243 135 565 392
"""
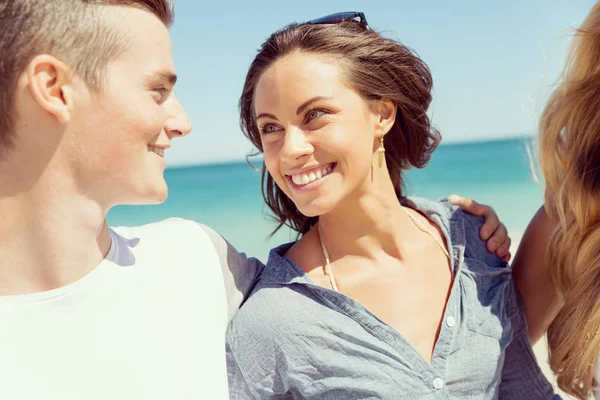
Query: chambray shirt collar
261 196 467 286
262 242 305 285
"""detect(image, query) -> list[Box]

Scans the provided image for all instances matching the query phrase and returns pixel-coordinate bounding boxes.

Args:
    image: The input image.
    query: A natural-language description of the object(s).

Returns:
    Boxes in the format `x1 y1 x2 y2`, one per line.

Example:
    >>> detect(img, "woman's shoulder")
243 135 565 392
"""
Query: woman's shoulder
406 196 506 269
458 206 507 269
227 284 290 337
226 279 330 382
225 281 306 396
228 246 318 343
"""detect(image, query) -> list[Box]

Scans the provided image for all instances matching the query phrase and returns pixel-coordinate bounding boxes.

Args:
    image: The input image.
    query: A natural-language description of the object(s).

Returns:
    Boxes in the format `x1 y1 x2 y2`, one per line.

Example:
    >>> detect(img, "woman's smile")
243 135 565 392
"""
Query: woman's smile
285 162 336 192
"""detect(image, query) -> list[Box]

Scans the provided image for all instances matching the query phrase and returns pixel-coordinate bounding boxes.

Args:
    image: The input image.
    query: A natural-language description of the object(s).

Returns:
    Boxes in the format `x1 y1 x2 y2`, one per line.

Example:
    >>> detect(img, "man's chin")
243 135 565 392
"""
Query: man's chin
127 184 169 206
146 187 168 205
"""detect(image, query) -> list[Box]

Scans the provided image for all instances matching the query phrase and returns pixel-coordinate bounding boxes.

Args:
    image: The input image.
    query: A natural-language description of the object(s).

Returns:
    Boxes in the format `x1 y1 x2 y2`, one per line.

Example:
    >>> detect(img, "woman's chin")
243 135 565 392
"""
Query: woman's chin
295 201 334 219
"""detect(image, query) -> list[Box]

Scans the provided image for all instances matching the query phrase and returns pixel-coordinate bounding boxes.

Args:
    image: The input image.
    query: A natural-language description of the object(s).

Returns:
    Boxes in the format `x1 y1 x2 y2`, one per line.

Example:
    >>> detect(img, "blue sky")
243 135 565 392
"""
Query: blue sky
166 0 594 166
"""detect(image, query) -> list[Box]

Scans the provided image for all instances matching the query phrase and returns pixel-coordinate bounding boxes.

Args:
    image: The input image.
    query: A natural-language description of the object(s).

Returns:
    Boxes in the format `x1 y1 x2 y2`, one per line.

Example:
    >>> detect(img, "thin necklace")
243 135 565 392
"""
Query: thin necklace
318 225 339 292
317 207 451 292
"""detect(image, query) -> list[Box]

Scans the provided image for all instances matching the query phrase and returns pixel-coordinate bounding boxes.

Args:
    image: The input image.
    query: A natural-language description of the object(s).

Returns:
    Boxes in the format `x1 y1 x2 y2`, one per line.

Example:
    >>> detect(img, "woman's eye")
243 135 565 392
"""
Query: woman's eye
307 109 326 121
261 124 280 134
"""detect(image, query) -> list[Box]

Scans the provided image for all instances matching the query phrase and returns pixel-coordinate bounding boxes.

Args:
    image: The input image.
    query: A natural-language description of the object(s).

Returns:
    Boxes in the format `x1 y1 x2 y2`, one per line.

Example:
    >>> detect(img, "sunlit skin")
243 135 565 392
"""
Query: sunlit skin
254 50 453 363
66 12 190 207
0 7 191 295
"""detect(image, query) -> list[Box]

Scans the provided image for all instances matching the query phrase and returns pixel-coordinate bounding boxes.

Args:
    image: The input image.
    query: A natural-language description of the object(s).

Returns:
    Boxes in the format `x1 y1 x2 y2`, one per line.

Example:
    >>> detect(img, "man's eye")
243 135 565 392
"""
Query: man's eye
151 87 170 104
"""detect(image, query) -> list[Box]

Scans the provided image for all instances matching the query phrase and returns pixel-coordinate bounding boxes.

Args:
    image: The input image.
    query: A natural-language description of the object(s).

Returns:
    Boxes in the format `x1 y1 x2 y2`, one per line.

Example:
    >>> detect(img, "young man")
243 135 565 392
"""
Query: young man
0 1 258 399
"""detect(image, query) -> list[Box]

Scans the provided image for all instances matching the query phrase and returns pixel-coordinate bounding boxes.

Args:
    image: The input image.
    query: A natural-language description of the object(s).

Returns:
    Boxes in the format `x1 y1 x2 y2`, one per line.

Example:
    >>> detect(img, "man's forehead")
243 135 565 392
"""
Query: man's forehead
112 6 173 56
106 7 175 81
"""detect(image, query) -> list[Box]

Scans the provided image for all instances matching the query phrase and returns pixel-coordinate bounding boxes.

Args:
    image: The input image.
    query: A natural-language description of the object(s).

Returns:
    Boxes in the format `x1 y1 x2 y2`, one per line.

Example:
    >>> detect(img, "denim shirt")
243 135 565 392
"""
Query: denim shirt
226 197 558 399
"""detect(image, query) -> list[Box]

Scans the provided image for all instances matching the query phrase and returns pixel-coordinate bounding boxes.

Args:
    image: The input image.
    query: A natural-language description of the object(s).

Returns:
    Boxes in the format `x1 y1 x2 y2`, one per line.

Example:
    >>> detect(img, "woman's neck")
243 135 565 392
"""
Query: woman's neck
315 184 416 263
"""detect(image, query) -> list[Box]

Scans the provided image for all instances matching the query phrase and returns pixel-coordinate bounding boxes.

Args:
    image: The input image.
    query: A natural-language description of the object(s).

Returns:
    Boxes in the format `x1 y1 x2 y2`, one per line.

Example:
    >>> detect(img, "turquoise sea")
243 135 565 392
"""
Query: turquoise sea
108 137 543 261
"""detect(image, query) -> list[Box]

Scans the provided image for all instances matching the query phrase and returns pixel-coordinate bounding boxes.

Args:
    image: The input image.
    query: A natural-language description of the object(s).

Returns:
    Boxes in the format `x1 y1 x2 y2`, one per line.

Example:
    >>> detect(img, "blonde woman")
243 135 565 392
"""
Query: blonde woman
512 2 600 398
455 3 600 399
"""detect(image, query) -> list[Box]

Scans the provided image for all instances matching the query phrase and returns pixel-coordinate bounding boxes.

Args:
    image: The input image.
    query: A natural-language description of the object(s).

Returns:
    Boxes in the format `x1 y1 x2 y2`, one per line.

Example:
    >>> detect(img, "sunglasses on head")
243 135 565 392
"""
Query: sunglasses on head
307 11 370 30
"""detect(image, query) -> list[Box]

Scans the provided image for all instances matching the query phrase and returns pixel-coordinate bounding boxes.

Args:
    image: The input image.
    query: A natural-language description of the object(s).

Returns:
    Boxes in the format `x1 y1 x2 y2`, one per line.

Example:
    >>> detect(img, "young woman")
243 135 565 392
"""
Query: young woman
510 2 600 398
226 13 555 398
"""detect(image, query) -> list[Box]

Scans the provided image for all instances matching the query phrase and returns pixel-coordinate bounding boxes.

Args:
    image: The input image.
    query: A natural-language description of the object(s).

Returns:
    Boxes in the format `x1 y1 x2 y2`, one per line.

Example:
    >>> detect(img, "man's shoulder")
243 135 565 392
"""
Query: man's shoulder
109 219 230 330
111 217 206 239
110 217 222 250
108 218 220 266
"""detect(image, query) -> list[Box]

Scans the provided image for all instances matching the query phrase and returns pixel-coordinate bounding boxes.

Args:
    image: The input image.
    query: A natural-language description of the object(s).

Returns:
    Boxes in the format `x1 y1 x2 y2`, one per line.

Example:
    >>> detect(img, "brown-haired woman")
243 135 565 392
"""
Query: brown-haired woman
510 2 600 399
226 13 556 399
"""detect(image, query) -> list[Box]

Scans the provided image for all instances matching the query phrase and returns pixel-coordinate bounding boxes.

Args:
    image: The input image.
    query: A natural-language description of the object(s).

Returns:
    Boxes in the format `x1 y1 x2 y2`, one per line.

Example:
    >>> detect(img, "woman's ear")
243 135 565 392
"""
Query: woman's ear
25 55 76 124
372 98 397 139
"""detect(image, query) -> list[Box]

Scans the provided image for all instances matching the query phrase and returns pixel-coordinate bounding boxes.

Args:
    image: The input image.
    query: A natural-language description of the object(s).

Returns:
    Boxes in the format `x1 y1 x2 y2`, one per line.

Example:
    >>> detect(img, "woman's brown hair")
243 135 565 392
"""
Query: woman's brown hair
539 2 600 397
240 20 441 236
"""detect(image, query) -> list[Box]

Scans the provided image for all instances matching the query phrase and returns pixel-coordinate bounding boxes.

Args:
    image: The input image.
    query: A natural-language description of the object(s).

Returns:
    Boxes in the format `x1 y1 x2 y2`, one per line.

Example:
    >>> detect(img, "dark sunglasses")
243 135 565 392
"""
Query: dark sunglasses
307 11 370 29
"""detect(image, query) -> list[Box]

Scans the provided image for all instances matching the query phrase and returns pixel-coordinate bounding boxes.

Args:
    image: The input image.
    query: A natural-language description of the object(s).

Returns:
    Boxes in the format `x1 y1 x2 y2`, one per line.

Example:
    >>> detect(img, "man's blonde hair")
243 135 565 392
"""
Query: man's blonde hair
0 0 174 153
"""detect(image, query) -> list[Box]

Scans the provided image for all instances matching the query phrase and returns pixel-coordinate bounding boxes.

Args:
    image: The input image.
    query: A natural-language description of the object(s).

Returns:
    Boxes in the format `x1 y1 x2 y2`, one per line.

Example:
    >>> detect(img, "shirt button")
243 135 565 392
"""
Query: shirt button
446 316 456 327
432 377 444 390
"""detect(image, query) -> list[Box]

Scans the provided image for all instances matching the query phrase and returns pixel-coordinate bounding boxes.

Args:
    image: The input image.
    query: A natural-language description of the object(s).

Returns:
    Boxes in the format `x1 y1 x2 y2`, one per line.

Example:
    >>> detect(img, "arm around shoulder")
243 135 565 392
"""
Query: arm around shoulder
511 206 562 344
199 224 264 323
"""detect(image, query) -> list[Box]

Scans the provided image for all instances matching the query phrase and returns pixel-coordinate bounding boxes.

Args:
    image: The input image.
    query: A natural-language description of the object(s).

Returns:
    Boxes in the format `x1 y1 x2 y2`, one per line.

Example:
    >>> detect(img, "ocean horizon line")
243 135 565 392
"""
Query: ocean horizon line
167 133 536 170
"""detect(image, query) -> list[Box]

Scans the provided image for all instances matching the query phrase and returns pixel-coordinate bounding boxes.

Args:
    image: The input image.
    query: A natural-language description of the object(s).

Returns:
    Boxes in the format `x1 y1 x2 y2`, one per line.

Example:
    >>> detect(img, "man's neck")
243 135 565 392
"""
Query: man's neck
0 170 112 296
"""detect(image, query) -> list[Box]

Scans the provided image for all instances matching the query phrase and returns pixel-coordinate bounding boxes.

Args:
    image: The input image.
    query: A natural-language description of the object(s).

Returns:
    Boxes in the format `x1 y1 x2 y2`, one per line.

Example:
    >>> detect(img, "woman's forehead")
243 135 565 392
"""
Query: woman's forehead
254 52 347 109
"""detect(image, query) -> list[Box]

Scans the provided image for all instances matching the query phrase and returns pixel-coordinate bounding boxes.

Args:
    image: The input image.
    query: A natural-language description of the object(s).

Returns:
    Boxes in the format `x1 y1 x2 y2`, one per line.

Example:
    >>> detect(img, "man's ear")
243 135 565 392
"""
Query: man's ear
25 55 76 124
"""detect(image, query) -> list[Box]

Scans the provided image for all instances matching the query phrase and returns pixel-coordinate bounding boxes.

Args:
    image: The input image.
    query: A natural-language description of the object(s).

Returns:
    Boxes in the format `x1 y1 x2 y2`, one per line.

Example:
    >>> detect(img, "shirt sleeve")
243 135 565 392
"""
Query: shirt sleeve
226 338 260 399
199 224 264 323
499 280 561 399
226 304 285 400
457 210 560 399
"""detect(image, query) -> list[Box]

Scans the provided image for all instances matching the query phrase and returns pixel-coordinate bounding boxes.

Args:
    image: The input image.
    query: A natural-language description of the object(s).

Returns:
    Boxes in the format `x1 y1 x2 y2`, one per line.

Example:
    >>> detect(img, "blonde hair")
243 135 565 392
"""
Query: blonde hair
0 0 174 155
539 2 600 397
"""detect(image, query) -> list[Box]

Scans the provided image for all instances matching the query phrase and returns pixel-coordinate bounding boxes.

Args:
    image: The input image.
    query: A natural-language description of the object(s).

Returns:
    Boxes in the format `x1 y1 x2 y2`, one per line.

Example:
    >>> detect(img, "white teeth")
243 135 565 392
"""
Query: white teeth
290 164 334 186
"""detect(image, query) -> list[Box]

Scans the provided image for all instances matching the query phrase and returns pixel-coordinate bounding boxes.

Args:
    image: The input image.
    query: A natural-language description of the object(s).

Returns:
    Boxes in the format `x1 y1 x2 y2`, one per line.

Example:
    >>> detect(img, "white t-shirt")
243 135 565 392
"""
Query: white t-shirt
0 218 261 400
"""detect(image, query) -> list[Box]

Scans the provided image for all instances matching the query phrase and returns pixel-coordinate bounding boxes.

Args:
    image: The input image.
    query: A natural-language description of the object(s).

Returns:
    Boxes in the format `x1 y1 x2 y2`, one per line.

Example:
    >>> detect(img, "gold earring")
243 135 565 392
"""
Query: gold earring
377 137 385 168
